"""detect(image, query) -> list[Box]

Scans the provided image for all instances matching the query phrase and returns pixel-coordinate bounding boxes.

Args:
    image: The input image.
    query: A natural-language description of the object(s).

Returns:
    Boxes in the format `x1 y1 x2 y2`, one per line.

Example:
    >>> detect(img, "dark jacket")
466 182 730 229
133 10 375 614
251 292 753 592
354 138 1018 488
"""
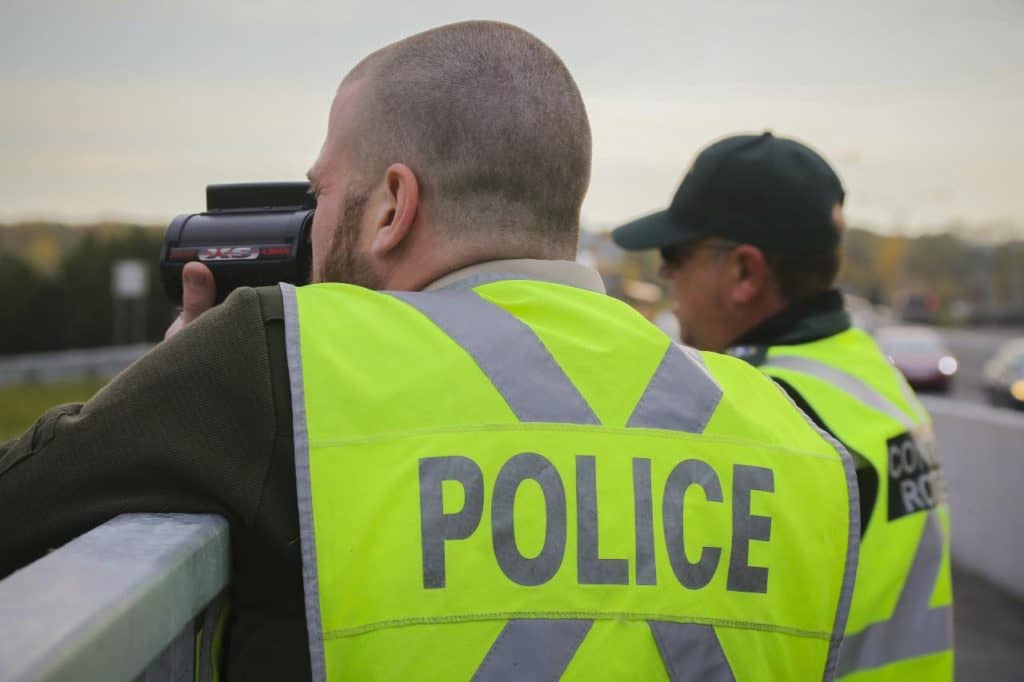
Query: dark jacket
0 287 311 680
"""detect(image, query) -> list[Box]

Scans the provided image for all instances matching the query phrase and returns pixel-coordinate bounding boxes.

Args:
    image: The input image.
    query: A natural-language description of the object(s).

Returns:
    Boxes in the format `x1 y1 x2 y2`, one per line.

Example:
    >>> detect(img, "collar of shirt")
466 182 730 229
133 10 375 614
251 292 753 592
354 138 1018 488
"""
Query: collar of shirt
423 258 606 294
728 289 852 351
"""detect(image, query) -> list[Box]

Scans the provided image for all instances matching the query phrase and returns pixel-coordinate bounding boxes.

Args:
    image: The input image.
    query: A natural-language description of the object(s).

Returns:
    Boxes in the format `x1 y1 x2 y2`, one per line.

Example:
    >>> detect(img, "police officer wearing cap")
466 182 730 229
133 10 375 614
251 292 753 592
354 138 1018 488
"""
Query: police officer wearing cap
613 131 953 680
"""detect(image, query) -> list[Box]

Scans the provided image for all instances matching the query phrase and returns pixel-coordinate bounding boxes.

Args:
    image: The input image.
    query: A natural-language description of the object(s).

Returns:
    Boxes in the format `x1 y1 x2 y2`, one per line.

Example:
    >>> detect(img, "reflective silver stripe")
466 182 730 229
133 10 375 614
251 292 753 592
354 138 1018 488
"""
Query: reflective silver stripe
648 621 735 682
771 378 861 682
837 512 952 675
812 425 861 682
197 594 227 682
838 607 952 676
390 290 600 425
896 513 946 621
280 282 328 682
762 355 917 430
627 343 722 433
472 619 592 681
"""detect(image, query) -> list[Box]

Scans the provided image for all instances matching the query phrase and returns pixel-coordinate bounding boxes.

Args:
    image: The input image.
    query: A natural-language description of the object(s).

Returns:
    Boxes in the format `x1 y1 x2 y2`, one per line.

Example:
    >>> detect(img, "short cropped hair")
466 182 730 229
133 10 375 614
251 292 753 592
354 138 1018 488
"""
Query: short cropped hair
345 21 591 257
763 248 843 303
762 202 845 303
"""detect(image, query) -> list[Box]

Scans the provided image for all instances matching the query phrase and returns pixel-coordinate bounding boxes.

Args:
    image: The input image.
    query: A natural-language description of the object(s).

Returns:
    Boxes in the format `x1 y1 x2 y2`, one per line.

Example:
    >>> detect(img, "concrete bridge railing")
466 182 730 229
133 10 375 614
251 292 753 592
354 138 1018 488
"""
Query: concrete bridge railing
924 396 1024 600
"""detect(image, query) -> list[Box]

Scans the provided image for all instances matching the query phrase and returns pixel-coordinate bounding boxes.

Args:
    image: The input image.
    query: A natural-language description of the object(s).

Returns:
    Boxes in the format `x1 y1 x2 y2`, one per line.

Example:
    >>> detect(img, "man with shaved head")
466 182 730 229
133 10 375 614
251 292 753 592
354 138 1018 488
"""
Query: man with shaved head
300 20 591 291
0 23 858 681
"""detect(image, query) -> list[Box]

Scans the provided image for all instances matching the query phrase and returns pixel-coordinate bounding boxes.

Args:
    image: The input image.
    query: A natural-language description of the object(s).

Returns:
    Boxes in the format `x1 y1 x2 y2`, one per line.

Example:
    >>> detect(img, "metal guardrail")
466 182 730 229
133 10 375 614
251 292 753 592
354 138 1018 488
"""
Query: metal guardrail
924 396 1024 600
0 344 154 386
0 514 229 682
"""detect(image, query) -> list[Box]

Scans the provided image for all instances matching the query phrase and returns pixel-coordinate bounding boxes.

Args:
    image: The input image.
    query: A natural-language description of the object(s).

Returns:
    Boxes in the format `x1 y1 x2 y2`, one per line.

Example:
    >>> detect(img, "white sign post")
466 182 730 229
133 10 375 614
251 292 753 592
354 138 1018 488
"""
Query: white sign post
112 260 148 300
111 260 149 345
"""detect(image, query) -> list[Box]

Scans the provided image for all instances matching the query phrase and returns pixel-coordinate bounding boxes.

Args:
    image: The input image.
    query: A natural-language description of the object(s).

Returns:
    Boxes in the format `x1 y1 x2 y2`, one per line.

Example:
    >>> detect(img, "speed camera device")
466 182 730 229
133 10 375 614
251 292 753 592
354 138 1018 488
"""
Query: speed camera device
160 182 315 304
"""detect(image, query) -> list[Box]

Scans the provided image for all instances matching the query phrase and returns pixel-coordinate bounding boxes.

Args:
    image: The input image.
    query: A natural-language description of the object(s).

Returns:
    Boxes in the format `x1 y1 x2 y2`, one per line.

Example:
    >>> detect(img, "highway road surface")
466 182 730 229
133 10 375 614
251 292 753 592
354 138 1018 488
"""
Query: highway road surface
937 326 1023 405
953 564 1024 680
923 327 1024 680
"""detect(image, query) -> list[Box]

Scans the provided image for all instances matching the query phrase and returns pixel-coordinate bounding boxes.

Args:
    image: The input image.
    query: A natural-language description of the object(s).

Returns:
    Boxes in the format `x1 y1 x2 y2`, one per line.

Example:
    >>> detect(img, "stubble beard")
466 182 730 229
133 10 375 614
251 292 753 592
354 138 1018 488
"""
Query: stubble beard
315 191 384 290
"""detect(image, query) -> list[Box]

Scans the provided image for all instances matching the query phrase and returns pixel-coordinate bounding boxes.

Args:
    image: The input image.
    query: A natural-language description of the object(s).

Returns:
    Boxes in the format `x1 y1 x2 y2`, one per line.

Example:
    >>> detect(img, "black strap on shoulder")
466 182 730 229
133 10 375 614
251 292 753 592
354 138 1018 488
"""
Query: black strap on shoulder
771 377 877 537
257 286 294 455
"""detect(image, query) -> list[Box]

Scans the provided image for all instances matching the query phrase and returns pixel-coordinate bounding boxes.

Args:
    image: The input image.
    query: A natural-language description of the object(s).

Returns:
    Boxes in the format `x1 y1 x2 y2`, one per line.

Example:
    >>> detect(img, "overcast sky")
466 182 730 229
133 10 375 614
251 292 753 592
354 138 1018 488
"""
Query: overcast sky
1 0 1022 235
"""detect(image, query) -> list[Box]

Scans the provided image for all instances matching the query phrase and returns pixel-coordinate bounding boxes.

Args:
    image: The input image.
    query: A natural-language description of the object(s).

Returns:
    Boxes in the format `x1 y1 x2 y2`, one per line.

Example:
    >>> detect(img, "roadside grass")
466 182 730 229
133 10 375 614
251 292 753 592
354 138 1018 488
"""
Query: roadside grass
0 379 107 442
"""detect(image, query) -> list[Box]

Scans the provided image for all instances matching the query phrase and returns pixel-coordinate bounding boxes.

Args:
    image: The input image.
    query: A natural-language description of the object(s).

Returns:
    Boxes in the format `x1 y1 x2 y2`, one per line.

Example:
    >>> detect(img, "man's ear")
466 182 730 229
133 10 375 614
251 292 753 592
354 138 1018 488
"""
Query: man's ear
369 163 420 257
729 245 770 305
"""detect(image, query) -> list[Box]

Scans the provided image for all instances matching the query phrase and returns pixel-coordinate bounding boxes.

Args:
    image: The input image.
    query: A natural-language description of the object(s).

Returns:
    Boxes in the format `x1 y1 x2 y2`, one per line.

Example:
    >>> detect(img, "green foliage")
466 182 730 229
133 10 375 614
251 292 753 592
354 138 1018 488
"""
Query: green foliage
1 221 1021 355
0 224 175 353
0 379 106 442
589 225 1023 323
840 228 1024 322
0 253 57 354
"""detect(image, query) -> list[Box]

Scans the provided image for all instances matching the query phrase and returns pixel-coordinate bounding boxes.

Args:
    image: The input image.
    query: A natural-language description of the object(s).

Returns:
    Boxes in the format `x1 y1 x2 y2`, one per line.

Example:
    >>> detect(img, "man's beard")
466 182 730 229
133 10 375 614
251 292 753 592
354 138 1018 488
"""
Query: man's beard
315 191 384 289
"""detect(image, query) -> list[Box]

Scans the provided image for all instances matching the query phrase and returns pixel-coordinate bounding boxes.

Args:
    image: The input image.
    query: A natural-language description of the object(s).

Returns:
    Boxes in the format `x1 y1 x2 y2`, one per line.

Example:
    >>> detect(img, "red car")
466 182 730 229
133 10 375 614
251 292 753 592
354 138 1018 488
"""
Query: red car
875 326 958 392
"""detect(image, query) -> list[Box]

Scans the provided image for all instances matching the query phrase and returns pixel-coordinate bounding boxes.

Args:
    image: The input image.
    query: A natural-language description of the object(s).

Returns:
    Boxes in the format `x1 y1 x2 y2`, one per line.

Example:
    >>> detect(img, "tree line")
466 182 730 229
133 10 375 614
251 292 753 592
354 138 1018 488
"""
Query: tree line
839 228 1024 324
589 227 1024 326
0 224 174 355
1 221 1022 356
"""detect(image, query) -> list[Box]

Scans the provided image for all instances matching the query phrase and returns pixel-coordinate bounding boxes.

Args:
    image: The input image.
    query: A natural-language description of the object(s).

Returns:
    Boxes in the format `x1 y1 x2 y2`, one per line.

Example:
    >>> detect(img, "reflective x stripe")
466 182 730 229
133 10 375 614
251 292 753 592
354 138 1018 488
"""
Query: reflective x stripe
284 283 733 681
836 512 951 675
628 343 722 433
390 290 601 425
762 355 917 430
393 290 723 434
649 622 736 682
474 621 738 682
395 290 730 678
472 619 592 681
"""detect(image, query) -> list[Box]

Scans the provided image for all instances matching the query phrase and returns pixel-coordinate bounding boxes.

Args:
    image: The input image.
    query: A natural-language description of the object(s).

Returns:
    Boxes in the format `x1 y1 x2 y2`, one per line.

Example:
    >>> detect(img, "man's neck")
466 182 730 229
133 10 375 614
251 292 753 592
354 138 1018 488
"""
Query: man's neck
728 289 850 349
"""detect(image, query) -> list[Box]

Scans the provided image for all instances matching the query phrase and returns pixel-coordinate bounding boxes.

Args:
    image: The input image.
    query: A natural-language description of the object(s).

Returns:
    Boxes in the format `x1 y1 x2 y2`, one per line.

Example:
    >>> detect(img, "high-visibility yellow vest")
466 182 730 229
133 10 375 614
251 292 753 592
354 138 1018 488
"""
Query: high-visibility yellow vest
757 328 953 681
281 277 860 681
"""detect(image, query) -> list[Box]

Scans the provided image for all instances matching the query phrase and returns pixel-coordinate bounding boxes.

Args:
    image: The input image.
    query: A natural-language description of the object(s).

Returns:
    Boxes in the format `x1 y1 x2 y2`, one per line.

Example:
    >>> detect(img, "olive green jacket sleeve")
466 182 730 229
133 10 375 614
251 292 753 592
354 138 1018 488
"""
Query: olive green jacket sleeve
0 286 311 680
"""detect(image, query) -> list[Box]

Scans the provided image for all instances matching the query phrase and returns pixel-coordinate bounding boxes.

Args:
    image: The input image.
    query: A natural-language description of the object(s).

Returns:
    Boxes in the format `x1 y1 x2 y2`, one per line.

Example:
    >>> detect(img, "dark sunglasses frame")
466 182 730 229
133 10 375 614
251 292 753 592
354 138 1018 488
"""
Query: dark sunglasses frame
659 239 739 269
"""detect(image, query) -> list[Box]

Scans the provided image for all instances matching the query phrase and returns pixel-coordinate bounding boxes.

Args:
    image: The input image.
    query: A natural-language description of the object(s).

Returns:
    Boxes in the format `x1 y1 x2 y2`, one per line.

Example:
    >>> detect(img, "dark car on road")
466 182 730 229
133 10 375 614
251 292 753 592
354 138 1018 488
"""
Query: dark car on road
982 339 1024 410
875 325 958 392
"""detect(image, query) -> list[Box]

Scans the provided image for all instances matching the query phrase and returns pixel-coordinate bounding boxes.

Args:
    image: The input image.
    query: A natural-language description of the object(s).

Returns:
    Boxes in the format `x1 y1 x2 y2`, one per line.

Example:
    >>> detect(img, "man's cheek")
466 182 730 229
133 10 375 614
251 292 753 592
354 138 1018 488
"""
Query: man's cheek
309 213 334 270
671 284 692 319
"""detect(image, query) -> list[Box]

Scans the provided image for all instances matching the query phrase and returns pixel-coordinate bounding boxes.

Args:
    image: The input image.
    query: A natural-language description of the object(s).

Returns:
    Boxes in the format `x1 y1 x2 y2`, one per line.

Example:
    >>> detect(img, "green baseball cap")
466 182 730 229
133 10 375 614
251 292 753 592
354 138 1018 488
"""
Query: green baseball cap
612 132 845 253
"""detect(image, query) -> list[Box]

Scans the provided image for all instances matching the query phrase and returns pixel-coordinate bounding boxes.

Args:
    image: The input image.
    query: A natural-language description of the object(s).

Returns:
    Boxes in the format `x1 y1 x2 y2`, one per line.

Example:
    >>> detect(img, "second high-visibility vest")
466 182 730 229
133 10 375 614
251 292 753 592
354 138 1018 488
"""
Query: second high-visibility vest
756 328 953 681
282 276 860 681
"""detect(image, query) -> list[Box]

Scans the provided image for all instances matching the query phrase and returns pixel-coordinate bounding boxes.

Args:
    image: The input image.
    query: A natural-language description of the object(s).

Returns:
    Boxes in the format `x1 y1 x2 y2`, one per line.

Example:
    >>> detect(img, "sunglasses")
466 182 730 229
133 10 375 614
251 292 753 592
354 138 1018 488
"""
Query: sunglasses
659 239 739 270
